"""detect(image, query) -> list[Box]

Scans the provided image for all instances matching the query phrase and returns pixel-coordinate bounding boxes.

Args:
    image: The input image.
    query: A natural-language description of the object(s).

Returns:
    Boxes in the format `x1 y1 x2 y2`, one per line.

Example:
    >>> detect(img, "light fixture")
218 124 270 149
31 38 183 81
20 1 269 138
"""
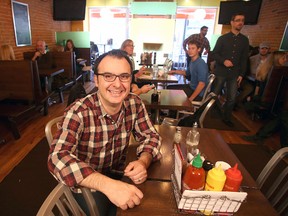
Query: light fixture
194 8 206 20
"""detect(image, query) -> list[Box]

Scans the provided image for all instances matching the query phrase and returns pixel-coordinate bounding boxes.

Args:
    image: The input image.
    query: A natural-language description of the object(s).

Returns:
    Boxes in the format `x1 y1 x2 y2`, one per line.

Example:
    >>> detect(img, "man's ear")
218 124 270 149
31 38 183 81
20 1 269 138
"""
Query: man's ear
94 75 99 87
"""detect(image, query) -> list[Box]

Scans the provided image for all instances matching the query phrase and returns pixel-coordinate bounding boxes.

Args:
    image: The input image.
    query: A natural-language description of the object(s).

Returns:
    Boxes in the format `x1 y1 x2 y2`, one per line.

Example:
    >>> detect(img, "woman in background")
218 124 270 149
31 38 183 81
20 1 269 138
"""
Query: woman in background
0 44 15 60
254 51 287 97
121 39 154 95
65 39 79 59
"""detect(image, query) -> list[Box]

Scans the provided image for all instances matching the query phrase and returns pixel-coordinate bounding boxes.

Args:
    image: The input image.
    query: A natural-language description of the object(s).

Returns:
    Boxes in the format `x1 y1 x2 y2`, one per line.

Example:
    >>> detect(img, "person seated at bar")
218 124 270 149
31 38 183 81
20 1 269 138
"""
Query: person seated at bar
0 44 15 60
48 49 162 215
168 40 209 102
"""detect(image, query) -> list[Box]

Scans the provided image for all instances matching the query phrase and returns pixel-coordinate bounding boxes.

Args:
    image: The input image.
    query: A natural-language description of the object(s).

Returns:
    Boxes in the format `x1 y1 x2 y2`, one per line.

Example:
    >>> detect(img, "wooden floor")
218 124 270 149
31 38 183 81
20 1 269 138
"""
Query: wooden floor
0 80 281 183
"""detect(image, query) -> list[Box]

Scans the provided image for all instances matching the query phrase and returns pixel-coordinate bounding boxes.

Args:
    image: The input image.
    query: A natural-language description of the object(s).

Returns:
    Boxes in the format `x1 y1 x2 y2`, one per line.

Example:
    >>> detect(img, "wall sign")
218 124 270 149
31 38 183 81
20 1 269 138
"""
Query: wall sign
12 1 32 46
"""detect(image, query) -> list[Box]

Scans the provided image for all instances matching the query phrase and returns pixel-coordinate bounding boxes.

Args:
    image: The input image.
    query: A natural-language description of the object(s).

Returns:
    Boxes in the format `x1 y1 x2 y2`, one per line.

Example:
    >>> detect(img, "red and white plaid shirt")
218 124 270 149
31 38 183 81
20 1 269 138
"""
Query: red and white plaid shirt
48 92 162 191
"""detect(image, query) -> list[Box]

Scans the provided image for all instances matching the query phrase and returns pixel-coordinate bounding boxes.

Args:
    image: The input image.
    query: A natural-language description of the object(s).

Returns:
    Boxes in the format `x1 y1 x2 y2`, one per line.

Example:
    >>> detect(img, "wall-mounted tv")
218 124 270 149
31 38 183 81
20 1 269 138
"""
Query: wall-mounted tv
53 0 86 21
218 0 262 25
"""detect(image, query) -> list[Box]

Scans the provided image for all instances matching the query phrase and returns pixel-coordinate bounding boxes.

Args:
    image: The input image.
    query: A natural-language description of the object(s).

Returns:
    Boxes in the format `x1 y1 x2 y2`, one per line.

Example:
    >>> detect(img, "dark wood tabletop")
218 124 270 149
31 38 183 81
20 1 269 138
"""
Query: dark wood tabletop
139 89 193 124
139 89 193 111
38 68 64 93
118 125 278 215
38 67 64 77
137 73 178 84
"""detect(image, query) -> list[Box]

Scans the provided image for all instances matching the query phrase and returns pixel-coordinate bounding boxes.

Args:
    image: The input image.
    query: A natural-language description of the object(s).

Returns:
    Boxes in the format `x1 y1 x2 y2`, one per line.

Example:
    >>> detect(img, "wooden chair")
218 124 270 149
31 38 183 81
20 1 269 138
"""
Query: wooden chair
31 61 51 115
0 60 37 139
256 147 288 215
36 182 86 216
45 116 99 216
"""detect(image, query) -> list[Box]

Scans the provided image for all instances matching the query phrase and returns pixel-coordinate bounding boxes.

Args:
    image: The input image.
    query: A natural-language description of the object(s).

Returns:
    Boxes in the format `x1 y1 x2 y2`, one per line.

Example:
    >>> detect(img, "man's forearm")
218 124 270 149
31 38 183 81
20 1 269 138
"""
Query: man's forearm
138 152 153 169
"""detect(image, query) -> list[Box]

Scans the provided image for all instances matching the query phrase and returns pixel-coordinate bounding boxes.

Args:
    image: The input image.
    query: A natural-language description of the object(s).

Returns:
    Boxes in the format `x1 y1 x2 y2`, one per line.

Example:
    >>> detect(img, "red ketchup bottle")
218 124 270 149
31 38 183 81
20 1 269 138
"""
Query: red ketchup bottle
182 154 206 191
223 163 243 192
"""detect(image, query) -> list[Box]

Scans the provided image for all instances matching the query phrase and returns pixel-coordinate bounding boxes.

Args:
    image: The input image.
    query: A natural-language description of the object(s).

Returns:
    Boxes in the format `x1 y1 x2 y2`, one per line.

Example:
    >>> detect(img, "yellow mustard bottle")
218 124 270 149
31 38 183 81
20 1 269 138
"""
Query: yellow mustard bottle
205 164 226 191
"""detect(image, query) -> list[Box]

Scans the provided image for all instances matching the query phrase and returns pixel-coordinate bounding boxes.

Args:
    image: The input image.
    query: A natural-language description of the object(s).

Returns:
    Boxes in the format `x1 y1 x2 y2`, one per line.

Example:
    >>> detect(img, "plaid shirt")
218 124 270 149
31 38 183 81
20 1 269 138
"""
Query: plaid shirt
183 33 210 54
48 92 162 191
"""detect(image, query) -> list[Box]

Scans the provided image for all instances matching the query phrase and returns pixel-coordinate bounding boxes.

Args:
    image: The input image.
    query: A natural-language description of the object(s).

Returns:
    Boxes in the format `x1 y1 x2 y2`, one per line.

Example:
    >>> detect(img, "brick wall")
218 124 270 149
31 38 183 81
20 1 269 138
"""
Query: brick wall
221 0 288 51
0 0 71 60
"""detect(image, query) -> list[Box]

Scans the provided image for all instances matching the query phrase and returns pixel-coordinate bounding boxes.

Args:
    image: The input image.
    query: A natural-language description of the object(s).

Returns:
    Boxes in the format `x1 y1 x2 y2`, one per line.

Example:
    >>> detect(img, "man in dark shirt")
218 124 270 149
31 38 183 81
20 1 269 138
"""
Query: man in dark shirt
212 13 250 127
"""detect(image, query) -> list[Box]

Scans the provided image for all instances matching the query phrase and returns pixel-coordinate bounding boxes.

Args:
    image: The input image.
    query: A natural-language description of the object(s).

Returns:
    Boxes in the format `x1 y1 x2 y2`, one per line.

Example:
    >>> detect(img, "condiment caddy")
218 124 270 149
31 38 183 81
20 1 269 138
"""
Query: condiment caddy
172 144 247 215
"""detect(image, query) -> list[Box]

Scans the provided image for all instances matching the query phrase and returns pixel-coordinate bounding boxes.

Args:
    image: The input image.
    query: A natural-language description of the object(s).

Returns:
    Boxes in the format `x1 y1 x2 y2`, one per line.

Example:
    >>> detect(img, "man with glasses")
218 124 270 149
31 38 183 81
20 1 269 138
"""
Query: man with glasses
212 13 250 127
48 49 162 215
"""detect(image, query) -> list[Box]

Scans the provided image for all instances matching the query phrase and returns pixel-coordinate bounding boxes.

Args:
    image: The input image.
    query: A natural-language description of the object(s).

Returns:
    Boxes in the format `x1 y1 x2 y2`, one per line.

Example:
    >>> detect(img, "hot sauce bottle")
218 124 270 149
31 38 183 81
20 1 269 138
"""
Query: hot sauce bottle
223 163 243 192
182 154 206 191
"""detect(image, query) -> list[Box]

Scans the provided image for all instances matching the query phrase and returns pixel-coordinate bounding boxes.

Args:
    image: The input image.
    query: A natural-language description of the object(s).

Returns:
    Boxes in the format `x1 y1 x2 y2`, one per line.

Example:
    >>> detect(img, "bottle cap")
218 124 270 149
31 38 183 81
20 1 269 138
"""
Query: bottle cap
225 163 243 180
192 153 203 168
203 160 214 171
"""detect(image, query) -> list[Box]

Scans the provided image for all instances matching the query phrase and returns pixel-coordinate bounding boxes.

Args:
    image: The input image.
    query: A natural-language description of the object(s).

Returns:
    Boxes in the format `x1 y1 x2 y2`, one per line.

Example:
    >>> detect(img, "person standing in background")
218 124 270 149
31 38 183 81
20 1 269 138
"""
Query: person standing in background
183 26 210 66
0 44 15 60
212 13 250 127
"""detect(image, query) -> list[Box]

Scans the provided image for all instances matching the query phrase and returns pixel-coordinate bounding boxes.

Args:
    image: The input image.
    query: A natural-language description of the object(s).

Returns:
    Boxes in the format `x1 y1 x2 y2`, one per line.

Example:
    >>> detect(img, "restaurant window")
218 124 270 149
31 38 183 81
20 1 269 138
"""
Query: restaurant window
172 7 217 67
89 7 129 55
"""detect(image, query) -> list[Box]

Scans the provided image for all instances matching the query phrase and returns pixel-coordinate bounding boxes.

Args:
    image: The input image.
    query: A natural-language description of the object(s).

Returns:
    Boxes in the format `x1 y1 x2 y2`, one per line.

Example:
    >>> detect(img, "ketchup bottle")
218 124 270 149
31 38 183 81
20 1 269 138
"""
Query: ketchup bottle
223 163 243 192
182 154 205 191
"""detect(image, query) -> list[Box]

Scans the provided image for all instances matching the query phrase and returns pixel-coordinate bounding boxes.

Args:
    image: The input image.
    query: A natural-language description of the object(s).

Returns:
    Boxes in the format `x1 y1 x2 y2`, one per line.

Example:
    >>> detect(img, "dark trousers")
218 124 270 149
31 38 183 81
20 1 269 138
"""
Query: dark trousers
257 110 288 148
167 84 202 101
212 75 238 121
236 78 255 105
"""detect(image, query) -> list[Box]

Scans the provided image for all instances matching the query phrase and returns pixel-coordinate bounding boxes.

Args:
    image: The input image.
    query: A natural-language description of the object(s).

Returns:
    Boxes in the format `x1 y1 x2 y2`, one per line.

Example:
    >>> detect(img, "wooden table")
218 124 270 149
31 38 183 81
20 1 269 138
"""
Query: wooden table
39 67 64 92
118 125 278 215
139 89 193 124
137 68 178 89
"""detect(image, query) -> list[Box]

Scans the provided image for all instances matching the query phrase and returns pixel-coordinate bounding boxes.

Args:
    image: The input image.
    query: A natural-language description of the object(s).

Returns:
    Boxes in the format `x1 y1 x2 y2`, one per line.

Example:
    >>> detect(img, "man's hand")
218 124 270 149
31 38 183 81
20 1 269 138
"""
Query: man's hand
80 172 143 210
104 179 144 210
140 84 154 94
237 76 243 87
224 60 233 67
32 51 41 61
124 152 152 184
124 160 148 184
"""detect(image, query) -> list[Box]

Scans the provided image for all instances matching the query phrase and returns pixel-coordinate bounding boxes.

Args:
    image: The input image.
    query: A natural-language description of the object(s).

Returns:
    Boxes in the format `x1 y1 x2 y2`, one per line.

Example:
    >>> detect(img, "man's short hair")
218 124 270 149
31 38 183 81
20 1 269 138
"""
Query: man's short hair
188 40 201 49
94 49 133 75
200 26 208 31
231 12 245 21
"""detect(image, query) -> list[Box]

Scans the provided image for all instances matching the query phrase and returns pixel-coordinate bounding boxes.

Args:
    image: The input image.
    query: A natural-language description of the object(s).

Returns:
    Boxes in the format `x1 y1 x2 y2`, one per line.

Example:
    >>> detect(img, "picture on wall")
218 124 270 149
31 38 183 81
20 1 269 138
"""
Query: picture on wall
12 1 32 46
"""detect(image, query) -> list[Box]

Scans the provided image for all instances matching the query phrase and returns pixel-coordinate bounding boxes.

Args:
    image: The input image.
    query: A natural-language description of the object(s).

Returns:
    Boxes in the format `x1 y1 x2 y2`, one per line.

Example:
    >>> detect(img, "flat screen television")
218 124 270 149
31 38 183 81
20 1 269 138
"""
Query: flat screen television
218 0 262 25
53 0 86 21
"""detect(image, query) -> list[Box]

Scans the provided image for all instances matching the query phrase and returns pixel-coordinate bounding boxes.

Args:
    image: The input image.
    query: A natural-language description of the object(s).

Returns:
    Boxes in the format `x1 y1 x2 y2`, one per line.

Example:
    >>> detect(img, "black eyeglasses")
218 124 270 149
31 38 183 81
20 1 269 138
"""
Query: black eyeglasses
97 73 132 82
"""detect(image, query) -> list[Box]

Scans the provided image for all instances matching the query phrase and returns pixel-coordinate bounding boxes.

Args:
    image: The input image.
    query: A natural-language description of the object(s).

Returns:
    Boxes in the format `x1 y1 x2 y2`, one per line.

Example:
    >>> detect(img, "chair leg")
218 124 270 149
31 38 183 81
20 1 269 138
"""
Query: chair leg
58 91 64 103
7 117 20 139
43 100 48 116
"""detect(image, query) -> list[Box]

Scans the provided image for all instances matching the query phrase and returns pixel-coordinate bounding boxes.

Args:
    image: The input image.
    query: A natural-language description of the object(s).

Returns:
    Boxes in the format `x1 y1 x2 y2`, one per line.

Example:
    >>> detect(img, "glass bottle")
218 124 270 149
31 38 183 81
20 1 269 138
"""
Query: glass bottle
151 88 159 103
182 153 206 191
186 122 200 160
174 126 182 144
